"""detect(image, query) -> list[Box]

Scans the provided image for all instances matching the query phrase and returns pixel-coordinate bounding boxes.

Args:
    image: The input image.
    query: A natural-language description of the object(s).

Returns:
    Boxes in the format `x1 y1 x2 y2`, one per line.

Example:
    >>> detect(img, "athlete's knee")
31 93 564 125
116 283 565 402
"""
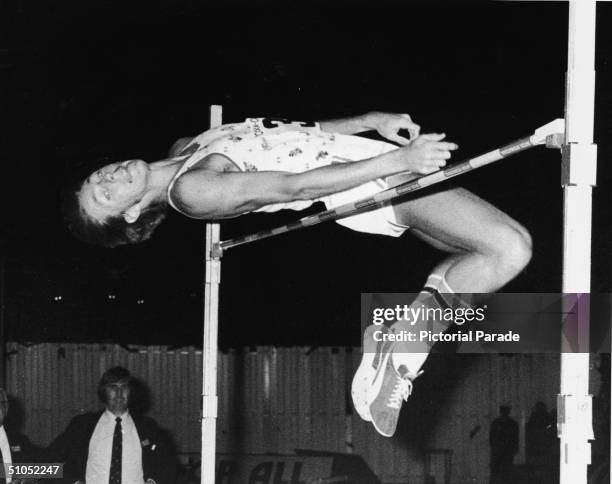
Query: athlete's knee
489 223 532 277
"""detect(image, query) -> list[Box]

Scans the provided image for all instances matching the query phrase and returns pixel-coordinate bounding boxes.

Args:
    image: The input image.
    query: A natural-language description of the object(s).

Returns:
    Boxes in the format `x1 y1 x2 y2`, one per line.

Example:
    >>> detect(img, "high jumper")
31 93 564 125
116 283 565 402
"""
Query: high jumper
64 111 540 437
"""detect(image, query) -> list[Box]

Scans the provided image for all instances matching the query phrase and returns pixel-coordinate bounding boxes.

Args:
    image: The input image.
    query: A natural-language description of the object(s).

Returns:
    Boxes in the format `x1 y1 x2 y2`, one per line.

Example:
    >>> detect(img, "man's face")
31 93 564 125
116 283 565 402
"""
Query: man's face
78 159 151 224
104 381 130 415
0 391 8 426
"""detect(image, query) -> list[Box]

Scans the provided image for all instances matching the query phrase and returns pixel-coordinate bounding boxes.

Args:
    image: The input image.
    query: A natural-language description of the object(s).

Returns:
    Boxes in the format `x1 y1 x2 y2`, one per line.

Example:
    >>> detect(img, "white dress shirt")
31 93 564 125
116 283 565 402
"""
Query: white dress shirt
86 410 144 484
0 426 12 483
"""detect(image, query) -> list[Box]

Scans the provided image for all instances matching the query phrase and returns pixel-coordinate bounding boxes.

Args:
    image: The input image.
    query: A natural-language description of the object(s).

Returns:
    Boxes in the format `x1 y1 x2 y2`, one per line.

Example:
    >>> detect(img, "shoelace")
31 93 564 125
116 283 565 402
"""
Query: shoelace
387 376 413 409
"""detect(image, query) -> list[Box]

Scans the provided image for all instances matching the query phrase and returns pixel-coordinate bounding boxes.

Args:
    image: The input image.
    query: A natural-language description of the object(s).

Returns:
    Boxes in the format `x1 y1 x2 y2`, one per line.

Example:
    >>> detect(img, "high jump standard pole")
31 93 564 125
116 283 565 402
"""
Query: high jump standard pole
559 1 597 482
202 105 223 484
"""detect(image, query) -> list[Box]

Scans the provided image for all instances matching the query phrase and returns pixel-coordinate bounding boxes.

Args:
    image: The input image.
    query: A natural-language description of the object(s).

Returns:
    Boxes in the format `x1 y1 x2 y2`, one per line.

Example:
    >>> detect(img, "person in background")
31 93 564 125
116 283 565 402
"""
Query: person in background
0 388 38 484
489 404 519 484
47 366 174 484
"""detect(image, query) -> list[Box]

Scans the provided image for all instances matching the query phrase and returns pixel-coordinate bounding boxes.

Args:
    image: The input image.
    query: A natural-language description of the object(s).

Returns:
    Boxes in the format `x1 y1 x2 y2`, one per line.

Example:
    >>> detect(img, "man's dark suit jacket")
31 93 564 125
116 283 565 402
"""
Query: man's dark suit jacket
4 427 37 463
47 412 174 484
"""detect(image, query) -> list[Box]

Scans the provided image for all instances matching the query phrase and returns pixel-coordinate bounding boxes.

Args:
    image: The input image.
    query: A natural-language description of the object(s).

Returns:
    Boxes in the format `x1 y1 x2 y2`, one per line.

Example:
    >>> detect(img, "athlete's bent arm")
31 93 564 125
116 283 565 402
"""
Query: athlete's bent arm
319 112 420 145
171 135 457 219
169 112 418 157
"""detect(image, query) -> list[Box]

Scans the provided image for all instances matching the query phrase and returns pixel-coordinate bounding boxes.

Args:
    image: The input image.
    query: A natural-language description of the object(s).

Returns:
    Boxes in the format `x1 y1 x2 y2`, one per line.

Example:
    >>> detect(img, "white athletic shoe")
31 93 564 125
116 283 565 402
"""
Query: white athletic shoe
369 361 420 437
351 324 394 422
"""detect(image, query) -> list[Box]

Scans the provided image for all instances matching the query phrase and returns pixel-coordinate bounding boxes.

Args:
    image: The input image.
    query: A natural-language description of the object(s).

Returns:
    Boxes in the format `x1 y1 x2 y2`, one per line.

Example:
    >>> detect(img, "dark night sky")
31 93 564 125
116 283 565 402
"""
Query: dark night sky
1 1 611 346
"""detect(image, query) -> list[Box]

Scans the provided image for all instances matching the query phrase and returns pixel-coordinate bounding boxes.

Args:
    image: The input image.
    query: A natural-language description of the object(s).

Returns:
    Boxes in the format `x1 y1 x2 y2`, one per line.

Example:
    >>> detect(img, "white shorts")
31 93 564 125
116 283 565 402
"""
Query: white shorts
322 134 409 238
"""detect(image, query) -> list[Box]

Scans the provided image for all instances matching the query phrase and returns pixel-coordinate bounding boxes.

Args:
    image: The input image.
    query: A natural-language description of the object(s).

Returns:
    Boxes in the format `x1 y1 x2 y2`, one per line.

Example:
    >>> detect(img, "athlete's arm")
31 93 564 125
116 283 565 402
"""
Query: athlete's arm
171 134 457 219
319 112 420 145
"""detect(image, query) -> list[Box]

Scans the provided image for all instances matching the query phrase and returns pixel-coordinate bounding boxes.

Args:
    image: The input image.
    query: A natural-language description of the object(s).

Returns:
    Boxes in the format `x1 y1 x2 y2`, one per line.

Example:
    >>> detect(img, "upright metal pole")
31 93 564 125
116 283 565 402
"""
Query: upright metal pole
559 1 597 483
202 105 223 484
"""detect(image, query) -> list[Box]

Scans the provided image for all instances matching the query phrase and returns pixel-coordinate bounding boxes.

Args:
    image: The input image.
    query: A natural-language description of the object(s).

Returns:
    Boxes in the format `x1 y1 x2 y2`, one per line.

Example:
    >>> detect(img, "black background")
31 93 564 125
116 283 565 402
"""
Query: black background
2 0 610 347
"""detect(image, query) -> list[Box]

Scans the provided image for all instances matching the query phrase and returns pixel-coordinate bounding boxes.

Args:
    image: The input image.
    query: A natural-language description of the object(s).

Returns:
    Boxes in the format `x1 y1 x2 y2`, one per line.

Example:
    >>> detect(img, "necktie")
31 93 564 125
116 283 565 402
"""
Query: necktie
109 417 122 484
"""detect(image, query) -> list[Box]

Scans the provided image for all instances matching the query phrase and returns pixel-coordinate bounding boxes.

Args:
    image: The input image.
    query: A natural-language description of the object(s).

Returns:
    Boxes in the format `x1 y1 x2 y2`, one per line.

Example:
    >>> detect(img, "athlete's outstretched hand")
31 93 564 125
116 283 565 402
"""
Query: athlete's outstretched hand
399 133 458 174
369 112 421 145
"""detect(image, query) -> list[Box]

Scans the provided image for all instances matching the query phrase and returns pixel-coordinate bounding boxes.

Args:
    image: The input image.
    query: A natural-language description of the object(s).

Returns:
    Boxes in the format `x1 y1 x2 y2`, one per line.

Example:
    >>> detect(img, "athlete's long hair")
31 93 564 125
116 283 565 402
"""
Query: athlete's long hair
61 158 168 248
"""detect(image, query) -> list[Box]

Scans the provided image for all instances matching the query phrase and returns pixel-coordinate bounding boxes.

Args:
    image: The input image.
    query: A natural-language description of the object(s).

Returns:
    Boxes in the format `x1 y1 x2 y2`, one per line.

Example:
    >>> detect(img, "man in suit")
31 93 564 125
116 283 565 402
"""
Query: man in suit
47 367 174 484
0 388 38 484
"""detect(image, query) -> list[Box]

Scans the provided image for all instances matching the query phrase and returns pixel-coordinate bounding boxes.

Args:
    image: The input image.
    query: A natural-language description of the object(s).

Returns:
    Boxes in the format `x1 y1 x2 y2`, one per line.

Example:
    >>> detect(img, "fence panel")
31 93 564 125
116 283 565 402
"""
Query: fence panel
4 343 569 483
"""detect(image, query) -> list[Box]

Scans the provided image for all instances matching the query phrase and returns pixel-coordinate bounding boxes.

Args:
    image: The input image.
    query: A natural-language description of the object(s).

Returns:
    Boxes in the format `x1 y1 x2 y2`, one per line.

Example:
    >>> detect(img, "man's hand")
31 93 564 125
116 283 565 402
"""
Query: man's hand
367 112 421 145
144 479 156 484
396 133 458 174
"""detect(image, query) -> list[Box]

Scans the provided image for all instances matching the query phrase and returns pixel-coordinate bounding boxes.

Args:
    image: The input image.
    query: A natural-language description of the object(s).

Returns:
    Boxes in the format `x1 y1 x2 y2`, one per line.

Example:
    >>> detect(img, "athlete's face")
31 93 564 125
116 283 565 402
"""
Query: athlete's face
78 159 151 224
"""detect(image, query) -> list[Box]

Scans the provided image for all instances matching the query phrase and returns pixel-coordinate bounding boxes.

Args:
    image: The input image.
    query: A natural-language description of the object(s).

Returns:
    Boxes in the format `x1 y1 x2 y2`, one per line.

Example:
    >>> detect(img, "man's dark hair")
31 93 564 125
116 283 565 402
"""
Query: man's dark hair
97 366 133 403
60 160 168 248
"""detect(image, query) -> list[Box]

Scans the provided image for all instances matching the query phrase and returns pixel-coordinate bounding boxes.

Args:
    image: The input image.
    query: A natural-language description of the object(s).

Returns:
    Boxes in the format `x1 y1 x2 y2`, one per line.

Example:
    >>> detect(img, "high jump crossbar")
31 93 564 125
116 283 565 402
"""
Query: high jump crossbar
212 119 564 257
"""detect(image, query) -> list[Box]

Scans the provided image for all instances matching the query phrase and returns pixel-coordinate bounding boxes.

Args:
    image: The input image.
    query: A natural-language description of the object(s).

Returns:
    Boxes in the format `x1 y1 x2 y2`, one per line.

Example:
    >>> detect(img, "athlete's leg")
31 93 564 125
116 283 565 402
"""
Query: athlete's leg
386 186 531 372
362 188 532 436
393 187 532 294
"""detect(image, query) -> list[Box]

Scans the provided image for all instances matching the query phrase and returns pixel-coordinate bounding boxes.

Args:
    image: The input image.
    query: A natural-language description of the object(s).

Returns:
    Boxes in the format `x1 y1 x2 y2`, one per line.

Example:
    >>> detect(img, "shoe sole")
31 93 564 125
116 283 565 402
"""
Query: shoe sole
372 419 395 438
351 325 393 422
351 348 375 421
